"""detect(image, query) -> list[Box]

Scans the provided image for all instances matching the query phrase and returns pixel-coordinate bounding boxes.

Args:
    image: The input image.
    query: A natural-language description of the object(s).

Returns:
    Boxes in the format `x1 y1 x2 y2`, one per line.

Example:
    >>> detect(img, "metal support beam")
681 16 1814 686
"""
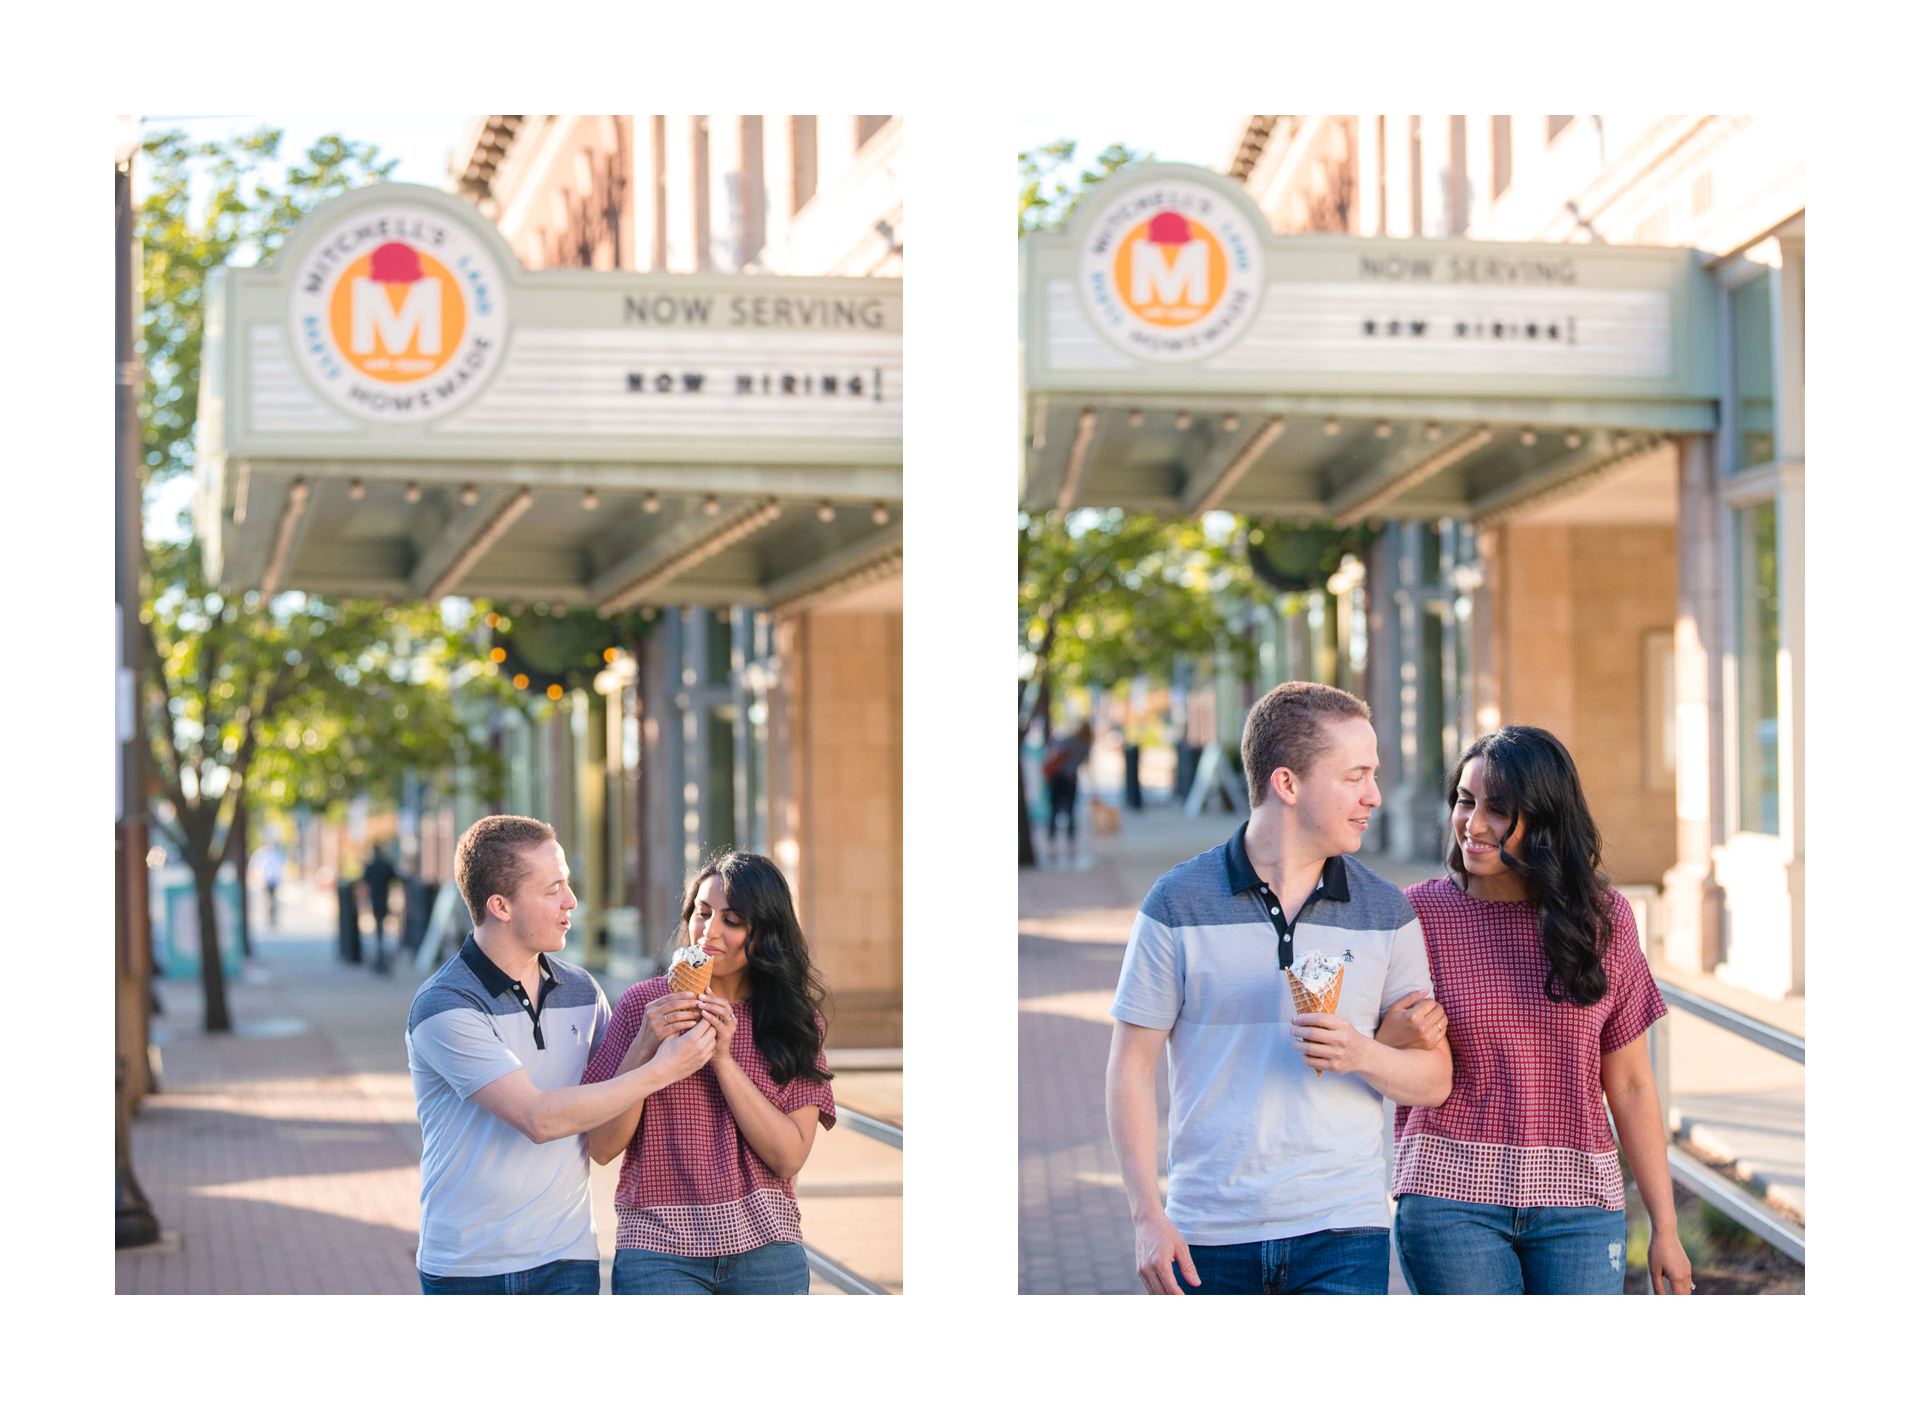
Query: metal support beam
411 487 535 600
1055 409 1099 514
1470 434 1666 524
1182 416 1287 516
1327 426 1492 526
594 498 783 613
258 478 311 598
764 523 904 616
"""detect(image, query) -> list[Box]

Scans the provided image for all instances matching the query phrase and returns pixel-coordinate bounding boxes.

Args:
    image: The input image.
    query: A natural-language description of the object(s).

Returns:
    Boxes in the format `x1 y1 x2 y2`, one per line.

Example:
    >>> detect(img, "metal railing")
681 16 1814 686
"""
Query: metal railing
1648 979 1804 1264
803 1103 902 1295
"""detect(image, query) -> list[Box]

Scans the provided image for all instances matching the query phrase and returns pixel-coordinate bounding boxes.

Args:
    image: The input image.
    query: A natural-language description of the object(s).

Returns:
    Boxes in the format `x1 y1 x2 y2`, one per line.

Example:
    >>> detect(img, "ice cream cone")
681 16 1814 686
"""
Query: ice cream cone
669 958 713 995
1287 966 1345 1077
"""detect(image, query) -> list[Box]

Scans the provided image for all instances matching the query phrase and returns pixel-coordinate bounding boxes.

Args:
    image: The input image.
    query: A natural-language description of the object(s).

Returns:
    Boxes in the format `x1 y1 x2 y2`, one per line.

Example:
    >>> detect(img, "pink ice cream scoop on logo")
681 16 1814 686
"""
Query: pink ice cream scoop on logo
1146 212 1192 245
369 242 425 283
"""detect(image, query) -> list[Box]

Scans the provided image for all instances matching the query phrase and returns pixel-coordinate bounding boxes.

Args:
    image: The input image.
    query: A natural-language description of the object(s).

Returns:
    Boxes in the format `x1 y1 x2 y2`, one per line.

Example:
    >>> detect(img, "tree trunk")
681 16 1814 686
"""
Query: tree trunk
231 793 253 960
1017 750 1035 869
192 863 232 1034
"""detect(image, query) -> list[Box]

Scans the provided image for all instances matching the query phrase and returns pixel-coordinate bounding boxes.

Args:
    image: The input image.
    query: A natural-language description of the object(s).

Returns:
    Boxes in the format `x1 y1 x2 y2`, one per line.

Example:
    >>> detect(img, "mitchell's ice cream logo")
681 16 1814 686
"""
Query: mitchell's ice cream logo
289 203 507 421
1079 179 1264 362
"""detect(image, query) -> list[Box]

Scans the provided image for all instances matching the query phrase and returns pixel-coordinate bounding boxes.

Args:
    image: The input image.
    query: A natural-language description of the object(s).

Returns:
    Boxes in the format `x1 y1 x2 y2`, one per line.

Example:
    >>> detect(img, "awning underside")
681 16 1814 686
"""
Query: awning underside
207 463 903 613
1022 395 1705 524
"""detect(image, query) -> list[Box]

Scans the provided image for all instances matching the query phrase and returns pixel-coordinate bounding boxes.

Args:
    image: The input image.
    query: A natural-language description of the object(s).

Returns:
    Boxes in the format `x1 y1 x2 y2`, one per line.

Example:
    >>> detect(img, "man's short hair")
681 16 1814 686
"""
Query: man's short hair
454 815 556 924
1241 682 1372 806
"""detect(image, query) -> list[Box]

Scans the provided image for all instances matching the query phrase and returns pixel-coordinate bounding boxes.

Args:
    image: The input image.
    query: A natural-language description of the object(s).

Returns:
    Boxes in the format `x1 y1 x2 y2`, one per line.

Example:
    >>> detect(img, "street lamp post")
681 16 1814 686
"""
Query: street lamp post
116 124 161 1250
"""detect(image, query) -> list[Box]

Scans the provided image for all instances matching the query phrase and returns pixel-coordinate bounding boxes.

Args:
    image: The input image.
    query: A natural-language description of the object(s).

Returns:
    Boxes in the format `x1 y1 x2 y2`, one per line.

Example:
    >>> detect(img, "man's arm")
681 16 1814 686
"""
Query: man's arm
1292 1012 1452 1106
1105 1020 1199 1295
472 1024 714 1145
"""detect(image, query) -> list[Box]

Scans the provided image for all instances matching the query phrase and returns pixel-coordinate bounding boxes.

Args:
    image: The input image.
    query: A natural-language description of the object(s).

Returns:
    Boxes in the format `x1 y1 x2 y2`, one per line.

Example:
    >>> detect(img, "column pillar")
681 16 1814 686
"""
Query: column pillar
706 113 742 271
1355 113 1384 237
1661 433 1725 972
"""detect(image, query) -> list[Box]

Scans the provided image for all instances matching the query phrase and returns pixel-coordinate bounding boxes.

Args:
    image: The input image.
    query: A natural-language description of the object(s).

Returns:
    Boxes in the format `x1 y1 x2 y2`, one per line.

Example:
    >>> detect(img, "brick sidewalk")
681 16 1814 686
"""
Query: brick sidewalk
118 883 900 1294
116 941 424 1294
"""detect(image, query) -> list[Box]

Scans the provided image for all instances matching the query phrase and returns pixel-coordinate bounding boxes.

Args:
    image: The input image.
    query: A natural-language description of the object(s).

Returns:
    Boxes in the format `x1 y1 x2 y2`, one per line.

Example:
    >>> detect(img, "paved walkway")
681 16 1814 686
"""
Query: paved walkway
1017 803 1806 1292
118 880 900 1294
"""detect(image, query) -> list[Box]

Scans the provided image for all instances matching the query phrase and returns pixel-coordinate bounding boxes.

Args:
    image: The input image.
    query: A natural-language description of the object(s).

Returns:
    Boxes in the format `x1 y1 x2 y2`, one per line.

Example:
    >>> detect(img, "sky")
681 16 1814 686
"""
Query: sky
1013 115 1247 174
137 113 473 194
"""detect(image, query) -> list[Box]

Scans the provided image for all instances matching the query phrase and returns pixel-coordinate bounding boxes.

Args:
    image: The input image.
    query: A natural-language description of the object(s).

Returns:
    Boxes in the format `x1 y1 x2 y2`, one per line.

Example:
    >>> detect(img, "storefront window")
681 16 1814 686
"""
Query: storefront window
1732 273 1777 469
1733 499 1780 834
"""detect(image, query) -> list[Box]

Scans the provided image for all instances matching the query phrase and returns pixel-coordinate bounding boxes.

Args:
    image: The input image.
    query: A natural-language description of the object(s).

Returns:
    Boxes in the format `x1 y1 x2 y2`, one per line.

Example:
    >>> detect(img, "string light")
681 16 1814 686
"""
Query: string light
459 484 479 507
348 478 366 500
581 488 599 511
403 481 422 504
818 501 836 523
642 491 660 514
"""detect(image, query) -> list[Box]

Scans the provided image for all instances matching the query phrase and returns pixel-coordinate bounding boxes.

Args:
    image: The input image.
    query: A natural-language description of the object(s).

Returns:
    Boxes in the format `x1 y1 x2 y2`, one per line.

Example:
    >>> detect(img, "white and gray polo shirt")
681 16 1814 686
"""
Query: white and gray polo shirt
1111 823 1431 1246
406 936 612 1277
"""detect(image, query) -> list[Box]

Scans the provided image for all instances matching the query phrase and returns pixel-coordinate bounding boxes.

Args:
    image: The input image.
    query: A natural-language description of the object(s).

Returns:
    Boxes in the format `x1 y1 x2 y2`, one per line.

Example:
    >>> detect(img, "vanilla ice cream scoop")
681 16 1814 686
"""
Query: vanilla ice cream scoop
670 944 712 971
1290 949 1343 997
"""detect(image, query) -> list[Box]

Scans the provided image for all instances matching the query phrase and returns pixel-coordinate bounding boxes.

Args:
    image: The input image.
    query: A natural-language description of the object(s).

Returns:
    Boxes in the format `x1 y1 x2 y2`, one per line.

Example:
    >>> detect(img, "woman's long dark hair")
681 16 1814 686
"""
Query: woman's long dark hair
676 851 832 1085
1443 726 1613 1006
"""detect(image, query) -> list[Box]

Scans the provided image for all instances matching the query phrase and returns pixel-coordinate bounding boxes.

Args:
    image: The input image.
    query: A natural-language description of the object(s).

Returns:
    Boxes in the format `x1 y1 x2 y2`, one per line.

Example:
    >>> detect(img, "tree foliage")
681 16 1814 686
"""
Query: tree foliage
138 127 398 487
1018 139 1149 236
134 126 502 1031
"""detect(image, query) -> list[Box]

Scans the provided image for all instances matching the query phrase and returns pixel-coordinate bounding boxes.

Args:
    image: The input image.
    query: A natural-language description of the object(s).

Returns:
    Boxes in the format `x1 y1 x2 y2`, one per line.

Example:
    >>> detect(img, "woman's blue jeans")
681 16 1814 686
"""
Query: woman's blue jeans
1395 1194 1627 1294
417 1257 599 1295
612 1240 810 1295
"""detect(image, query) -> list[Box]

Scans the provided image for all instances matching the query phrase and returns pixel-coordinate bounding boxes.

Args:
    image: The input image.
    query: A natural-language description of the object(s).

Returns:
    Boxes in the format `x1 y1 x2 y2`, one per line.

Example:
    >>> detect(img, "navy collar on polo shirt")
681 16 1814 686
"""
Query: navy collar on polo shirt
1223 821 1352 903
459 934 559 1048
1223 821 1351 970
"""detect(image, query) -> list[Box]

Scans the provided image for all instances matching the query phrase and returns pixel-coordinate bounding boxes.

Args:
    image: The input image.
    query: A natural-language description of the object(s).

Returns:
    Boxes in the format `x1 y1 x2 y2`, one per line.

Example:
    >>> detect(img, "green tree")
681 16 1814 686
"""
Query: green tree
1018 139 1148 235
134 126 497 1030
1016 140 1267 864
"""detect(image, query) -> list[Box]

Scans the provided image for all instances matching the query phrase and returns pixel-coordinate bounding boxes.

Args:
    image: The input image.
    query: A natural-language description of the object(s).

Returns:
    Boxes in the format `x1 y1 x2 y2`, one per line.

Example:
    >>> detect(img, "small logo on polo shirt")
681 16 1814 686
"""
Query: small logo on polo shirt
570 1024 579 1038
1341 948 1356 963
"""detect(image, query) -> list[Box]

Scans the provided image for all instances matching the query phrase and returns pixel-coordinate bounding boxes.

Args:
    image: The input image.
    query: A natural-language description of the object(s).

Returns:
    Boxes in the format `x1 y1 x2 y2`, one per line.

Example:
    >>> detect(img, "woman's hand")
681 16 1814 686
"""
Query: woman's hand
1375 990 1448 1050
626 993 704 1069
1648 1229 1694 1295
698 995 739 1069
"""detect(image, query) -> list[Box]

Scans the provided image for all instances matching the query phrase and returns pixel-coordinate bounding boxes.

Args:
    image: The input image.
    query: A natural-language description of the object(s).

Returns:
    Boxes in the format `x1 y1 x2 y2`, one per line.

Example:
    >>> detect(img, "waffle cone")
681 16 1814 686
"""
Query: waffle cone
1287 966 1345 1077
669 959 713 996
1286 966 1344 1015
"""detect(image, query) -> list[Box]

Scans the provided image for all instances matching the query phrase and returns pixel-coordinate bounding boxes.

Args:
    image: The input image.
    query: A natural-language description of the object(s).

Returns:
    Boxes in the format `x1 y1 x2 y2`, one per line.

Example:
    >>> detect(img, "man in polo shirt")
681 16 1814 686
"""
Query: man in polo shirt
407 814 714 1294
1106 681 1452 1295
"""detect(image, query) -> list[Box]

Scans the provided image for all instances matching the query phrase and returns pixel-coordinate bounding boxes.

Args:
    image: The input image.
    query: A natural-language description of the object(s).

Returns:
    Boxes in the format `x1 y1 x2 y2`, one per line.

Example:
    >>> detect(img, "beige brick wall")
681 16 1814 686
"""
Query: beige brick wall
1500 523 1677 886
770 608 902 1046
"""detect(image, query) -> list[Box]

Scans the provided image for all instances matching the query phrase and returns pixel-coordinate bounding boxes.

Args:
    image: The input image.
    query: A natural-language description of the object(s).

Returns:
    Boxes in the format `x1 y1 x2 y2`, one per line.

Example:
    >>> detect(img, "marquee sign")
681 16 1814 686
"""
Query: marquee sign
206 182 902 464
1026 163 1717 404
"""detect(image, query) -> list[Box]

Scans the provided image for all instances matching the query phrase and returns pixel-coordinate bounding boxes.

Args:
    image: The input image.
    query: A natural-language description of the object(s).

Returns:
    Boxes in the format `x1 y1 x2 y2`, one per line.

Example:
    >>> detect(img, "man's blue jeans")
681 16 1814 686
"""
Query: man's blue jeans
417 1257 600 1295
1173 1227 1389 1295
1395 1194 1627 1294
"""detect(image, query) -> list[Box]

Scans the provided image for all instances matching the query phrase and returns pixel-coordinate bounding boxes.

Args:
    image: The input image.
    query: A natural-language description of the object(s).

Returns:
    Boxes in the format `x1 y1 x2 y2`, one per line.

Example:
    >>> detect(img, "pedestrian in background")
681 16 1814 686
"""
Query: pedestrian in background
362 845 398 976
584 851 835 1295
257 839 286 931
1378 725 1691 1295
407 814 713 1295
1042 720 1094 850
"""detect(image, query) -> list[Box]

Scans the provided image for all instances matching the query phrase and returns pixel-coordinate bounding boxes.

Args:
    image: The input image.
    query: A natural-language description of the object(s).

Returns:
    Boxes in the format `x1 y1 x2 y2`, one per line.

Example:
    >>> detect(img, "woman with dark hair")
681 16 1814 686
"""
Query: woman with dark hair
1378 725 1692 1295
582 851 835 1294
